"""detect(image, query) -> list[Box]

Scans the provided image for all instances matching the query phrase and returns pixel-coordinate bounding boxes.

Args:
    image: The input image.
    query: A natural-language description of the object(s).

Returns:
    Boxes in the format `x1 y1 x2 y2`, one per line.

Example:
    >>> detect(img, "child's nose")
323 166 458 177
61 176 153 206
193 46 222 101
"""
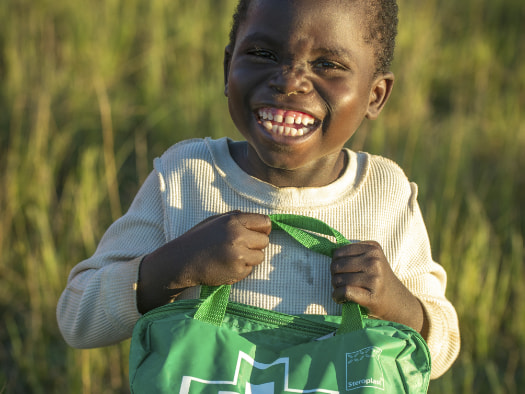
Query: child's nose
269 64 313 96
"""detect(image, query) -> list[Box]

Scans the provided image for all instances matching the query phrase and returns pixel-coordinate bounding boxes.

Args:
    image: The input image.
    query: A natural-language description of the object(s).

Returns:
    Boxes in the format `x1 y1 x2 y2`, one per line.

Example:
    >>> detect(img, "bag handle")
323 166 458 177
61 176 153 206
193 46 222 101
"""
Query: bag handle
196 214 366 335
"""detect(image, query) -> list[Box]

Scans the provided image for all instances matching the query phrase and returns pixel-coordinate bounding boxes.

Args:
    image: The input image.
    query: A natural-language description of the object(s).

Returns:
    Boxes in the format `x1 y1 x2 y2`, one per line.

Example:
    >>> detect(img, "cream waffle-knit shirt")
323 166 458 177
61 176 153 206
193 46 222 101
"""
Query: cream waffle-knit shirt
57 137 460 378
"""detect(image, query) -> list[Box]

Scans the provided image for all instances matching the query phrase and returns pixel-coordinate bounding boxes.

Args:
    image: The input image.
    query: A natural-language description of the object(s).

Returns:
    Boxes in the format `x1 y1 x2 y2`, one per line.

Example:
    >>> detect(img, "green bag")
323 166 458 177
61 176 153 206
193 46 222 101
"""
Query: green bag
129 214 431 393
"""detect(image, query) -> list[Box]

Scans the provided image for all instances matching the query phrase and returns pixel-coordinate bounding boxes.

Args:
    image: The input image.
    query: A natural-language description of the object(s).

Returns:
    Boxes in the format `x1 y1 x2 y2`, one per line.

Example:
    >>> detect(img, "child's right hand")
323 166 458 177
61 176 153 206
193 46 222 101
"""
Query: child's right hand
137 211 271 313
176 211 272 286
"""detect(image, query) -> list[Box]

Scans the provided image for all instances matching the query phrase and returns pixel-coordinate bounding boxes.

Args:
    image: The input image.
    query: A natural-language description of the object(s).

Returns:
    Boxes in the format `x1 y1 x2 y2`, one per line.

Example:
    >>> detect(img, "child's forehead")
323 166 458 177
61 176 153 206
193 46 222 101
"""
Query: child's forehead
246 0 362 18
239 0 368 46
242 0 366 33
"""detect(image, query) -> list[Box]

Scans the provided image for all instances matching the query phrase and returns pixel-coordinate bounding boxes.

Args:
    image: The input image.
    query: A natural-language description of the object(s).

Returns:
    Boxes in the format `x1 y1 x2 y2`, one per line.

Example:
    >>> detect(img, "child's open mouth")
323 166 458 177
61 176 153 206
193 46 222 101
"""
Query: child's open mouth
256 108 318 137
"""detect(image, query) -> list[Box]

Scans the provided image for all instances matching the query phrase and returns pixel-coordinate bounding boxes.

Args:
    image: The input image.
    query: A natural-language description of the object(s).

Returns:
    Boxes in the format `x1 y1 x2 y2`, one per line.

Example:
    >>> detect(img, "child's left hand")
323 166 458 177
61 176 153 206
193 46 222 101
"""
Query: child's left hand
331 241 427 336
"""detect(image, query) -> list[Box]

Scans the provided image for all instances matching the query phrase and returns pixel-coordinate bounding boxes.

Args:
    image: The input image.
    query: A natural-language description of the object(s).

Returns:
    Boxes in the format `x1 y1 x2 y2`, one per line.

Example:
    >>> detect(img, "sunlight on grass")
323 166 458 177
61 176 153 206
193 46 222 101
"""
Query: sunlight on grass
0 0 523 392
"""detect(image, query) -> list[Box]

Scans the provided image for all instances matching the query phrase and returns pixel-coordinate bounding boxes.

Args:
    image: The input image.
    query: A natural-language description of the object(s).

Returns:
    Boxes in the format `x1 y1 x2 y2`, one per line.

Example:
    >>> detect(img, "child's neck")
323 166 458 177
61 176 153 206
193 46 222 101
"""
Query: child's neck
228 141 347 188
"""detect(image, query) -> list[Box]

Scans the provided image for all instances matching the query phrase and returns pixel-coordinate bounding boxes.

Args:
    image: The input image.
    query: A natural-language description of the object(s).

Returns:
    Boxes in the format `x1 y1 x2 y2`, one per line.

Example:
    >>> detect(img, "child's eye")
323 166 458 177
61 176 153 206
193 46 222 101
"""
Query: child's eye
248 49 277 61
313 59 346 71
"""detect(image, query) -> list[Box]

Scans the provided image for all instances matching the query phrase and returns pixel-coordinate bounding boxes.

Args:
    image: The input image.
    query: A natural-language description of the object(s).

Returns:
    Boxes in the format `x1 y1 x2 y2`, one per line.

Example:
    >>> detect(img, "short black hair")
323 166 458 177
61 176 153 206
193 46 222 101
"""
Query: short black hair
228 0 398 75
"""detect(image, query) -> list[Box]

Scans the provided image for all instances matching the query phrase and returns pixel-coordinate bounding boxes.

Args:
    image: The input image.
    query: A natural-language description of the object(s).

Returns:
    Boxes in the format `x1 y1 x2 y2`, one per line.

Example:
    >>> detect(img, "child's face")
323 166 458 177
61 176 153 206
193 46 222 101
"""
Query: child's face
225 0 393 186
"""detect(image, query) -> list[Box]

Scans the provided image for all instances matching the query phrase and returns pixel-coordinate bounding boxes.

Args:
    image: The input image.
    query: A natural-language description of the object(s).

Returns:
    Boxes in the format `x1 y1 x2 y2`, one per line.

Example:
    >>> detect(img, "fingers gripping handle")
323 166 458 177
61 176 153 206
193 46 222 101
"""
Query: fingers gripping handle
197 214 365 334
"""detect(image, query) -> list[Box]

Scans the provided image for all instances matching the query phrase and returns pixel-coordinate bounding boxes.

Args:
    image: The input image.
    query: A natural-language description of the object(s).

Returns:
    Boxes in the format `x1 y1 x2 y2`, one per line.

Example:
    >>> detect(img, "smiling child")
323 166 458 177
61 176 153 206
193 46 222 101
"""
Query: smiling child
57 0 460 379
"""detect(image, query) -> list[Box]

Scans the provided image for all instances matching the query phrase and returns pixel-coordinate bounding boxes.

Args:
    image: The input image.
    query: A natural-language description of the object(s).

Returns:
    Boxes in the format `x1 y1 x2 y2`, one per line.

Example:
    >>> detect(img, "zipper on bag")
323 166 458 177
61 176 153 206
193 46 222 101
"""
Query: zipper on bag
143 299 339 338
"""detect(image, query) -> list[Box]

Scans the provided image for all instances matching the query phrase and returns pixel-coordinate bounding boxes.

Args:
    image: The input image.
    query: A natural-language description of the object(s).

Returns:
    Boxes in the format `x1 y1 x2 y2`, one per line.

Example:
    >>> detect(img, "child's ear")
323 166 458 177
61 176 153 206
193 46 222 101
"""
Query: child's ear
366 72 394 120
223 45 233 97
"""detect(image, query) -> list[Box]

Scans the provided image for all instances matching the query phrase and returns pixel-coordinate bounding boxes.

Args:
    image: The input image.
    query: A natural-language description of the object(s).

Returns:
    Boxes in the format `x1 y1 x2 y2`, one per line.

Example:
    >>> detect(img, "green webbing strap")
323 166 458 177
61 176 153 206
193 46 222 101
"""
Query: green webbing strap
269 214 365 335
269 213 353 254
194 284 231 326
197 214 366 334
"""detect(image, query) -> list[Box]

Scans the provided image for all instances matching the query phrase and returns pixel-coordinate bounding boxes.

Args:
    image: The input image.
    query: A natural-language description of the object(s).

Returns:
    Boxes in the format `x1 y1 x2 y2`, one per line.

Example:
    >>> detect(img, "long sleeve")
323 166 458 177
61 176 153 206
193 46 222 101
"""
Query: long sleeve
395 182 460 379
56 171 166 348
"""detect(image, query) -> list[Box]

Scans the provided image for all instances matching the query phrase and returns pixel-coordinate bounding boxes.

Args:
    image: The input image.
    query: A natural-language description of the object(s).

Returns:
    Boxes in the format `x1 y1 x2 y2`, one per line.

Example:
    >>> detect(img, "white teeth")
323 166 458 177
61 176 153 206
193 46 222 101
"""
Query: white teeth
263 121 273 131
259 109 316 137
302 118 314 126
266 123 309 137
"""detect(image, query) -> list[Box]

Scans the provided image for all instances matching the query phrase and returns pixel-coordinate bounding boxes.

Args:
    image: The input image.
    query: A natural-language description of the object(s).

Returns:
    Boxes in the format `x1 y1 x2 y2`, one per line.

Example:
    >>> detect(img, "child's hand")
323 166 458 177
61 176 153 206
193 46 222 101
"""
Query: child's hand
137 211 271 313
180 211 272 286
331 241 427 335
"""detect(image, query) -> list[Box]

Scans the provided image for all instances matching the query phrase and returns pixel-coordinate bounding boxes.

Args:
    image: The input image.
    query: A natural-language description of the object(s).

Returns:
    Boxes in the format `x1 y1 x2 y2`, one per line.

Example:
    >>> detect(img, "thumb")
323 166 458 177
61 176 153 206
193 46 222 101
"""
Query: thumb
235 212 272 235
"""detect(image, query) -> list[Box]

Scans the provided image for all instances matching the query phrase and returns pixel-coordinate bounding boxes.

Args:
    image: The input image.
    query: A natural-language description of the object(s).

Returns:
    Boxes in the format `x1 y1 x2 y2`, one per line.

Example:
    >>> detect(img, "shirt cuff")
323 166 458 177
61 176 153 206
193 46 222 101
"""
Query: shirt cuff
101 256 144 338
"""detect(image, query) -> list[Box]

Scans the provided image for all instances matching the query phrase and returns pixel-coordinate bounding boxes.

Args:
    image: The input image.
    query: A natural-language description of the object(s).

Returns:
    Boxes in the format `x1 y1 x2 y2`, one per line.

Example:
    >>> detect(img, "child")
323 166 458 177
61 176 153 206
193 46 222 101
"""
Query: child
57 0 460 379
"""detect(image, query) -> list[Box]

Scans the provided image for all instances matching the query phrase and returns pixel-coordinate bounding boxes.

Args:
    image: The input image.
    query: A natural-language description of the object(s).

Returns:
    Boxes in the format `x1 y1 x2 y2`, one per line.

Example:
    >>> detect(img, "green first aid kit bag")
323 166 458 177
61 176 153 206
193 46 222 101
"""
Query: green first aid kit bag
129 214 431 393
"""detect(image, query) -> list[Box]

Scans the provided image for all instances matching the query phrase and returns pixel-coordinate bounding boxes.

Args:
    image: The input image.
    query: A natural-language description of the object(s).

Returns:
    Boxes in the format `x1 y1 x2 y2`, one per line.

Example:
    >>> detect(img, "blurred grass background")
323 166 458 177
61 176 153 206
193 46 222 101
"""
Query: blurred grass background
0 0 523 392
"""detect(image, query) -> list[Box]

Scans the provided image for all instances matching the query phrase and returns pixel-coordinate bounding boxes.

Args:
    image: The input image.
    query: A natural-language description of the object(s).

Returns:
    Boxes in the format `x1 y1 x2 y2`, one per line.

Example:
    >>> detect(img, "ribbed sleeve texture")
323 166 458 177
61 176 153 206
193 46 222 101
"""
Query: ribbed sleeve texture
57 137 460 379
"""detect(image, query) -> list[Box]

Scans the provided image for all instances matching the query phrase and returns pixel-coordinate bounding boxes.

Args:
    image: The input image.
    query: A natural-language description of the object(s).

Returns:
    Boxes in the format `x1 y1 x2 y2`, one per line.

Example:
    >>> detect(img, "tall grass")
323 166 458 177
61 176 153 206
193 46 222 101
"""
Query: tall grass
0 0 523 392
